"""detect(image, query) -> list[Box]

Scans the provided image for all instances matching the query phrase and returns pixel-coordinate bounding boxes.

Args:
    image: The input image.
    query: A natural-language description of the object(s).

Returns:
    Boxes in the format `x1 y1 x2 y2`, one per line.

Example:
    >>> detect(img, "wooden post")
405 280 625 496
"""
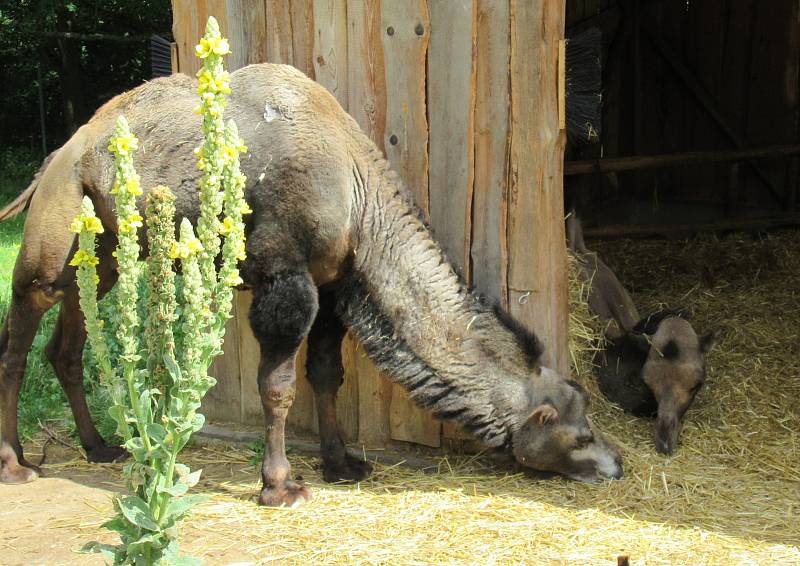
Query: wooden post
507 0 569 375
382 0 440 448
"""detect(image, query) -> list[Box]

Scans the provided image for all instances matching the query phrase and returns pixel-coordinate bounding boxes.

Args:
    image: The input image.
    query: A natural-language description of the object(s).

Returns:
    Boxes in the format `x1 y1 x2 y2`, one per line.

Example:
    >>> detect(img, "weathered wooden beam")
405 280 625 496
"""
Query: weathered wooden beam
39 31 156 42
507 0 569 375
383 0 440 449
584 214 800 239
564 144 800 175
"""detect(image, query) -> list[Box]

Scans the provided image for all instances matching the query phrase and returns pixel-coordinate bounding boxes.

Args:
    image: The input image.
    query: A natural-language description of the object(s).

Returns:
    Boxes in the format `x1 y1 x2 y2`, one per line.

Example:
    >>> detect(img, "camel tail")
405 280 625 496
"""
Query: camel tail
0 150 58 222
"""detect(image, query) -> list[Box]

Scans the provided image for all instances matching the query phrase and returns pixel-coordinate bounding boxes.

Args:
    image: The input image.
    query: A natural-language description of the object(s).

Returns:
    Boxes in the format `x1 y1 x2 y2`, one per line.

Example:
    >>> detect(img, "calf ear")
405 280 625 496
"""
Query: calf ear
699 332 715 354
529 404 560 425
626 332 651 354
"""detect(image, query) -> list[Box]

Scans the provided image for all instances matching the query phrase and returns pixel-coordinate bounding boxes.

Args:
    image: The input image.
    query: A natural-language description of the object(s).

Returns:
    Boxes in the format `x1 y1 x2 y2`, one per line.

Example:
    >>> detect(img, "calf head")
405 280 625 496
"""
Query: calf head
511 368 623 483
633 311 714 454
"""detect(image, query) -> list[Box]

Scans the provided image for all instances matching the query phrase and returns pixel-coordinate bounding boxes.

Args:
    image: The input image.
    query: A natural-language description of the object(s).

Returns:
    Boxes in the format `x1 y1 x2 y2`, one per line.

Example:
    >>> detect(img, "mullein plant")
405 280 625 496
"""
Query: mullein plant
75 16 249 565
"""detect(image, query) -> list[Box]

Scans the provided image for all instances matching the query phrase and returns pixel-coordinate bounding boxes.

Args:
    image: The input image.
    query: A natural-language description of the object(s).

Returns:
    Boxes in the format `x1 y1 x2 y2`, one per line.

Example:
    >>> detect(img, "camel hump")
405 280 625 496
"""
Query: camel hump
0 149 59 223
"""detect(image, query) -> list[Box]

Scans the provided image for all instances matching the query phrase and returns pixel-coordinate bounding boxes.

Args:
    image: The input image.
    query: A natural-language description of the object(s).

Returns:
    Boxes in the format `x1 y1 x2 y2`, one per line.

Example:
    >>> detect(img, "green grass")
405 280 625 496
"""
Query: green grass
0 147 117 443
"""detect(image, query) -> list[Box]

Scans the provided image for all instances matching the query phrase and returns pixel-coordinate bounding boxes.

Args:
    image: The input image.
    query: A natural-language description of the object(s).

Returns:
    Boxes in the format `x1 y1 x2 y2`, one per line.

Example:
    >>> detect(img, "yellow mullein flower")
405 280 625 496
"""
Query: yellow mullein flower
218 217 237 235
197 70 231 95
69 250 100 268
168 242 186 259
224 271 243 287
85 216 105 234
169 238 203 260
118 214 144 234
222 144 236 160
70 214 105 234
197 69 213 93
195 36 230 58
108 132 139 156
125 176 142 196
240 201 253 215
186 238 203 255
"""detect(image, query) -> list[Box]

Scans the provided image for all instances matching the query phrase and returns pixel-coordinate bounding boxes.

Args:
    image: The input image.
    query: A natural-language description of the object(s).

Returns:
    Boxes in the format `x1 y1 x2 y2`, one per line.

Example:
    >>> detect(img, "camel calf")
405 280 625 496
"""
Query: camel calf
567 213 713 454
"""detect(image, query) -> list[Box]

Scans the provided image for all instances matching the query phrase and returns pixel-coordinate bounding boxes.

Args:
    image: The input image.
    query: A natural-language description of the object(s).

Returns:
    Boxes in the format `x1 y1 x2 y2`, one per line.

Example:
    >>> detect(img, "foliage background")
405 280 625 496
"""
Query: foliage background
0 0 171 151
0 0 171 442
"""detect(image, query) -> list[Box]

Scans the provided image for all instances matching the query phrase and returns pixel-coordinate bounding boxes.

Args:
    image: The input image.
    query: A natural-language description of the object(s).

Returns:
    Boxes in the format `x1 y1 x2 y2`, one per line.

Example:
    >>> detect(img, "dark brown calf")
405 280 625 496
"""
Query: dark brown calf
568 213 713 454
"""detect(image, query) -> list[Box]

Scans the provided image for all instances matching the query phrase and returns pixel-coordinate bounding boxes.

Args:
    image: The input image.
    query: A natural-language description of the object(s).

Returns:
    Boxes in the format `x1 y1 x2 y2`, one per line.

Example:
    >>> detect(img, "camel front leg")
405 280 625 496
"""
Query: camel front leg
257 353 310 506
249 270 318 507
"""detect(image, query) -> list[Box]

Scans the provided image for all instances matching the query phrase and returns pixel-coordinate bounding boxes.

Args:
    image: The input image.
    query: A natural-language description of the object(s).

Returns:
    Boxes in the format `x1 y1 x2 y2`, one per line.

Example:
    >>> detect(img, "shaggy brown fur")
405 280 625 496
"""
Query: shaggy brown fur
0 64 622 500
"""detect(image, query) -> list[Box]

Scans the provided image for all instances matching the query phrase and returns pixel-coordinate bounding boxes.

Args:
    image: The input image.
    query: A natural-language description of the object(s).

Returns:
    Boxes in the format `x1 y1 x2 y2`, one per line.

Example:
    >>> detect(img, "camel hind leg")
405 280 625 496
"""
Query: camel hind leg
45 276 125 464
0 283 58 480
306 289 372 483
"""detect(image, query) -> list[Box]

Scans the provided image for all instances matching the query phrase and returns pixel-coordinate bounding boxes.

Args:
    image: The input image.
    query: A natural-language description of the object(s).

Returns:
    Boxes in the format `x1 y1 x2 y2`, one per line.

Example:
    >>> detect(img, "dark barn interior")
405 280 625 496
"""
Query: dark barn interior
565 0 800 235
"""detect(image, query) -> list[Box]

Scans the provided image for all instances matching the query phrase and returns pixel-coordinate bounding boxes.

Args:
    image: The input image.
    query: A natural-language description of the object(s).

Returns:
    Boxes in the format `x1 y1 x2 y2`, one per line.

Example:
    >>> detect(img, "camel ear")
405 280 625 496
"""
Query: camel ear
529 404 559 426
699 332 715 354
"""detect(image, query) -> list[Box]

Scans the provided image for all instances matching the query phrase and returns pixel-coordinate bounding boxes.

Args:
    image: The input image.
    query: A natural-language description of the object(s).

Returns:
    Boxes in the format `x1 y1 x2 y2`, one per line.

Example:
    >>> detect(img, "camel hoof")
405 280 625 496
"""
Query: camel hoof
259 480 313 507
0 442 39 484
0 463 38 484
322 453 373 483
86 444 128 464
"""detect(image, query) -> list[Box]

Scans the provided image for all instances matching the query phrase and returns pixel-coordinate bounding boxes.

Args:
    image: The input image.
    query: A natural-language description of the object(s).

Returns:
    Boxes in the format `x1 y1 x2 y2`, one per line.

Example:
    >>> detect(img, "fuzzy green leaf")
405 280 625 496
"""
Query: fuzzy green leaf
163 494 206 523
145 423 168 445
115 496 160 532
162 539 202 566
157 481 189 497
101 516 136 537
178 468 202 488
163 353 182 382
80 541 121 562
126 532 165 559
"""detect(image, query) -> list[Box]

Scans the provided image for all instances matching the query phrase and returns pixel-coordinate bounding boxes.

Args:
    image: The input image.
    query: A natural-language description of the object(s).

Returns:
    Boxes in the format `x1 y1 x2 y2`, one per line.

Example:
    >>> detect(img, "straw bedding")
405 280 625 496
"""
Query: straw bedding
35 231 800 564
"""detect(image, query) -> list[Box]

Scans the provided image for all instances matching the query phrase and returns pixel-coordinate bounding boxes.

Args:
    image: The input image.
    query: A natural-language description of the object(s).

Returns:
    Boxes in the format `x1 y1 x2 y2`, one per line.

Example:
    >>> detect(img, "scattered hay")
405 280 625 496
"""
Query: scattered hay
25 232 800 564
567 249 606 380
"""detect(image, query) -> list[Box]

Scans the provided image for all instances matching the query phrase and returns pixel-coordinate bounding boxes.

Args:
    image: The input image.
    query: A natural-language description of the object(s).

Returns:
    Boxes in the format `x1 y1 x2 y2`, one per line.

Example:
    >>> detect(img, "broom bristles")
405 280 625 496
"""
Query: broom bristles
566 27 602 144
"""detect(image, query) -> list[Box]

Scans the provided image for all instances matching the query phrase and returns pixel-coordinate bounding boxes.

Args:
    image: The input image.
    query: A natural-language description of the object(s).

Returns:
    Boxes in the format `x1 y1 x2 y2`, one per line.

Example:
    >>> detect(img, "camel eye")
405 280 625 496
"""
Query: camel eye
690 382 703 394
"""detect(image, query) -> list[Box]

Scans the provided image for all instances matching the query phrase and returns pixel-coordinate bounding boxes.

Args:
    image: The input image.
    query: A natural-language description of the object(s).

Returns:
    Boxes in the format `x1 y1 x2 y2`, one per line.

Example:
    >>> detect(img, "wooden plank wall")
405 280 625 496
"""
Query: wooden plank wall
171 0 568 450
567 0 800 214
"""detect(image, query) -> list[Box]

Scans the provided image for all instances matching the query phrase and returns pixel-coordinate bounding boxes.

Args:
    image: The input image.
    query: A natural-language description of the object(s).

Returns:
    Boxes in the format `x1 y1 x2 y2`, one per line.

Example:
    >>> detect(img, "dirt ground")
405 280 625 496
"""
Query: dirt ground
2 233 800 565
1 435 798 565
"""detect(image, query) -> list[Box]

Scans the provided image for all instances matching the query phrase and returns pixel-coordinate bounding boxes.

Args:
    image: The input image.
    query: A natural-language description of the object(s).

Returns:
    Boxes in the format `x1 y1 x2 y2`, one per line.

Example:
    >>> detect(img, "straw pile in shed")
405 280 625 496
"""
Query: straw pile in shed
9 231 800 564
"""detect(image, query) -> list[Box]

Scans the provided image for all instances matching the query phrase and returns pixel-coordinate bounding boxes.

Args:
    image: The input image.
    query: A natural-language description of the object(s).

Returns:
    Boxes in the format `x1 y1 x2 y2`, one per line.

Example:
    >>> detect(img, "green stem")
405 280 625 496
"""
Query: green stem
123 364 152 454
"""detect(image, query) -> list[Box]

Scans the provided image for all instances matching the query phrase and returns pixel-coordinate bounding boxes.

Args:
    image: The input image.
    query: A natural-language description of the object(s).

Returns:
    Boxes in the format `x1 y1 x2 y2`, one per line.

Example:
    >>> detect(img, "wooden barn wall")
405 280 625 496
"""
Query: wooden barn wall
566 0 800 217
171 0 568 450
